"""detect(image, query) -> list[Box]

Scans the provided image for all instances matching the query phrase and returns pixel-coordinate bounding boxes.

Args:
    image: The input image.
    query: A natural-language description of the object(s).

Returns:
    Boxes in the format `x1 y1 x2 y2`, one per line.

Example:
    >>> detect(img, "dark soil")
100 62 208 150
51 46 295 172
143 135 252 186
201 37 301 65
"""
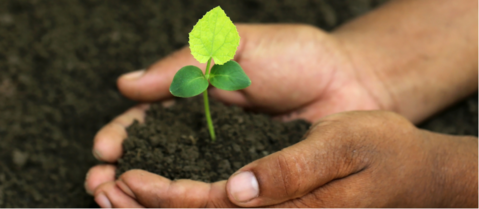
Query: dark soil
117 97 310 182
0 0 476 207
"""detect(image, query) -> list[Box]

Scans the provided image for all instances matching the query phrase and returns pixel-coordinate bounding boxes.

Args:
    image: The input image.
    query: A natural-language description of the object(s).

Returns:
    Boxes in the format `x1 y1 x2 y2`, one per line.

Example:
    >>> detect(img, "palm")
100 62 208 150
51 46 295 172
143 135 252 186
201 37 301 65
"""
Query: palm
215 25 380 122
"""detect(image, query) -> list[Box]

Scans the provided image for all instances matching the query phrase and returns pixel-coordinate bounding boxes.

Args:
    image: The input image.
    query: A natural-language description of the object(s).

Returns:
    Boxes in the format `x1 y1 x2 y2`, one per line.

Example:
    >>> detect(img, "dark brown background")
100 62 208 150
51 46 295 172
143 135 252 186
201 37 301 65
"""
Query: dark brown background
0 0 476 207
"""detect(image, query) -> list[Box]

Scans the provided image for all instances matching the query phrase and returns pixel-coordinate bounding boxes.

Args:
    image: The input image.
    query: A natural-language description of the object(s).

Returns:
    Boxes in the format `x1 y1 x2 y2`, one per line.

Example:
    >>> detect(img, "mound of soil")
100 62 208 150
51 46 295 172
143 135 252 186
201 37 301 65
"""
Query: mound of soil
116 97 310 182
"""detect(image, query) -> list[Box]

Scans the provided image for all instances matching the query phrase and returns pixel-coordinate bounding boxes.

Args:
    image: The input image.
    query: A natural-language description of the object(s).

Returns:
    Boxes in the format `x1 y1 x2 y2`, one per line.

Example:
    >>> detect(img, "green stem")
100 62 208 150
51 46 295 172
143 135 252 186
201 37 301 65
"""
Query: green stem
205 57 212 79
203 58 216 141
203 90 216 141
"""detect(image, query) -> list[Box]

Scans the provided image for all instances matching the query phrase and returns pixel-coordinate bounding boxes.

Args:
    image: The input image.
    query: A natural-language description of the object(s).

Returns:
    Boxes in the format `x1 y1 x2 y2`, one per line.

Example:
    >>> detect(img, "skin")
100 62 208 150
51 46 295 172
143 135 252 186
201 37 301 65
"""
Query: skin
85 0 478 207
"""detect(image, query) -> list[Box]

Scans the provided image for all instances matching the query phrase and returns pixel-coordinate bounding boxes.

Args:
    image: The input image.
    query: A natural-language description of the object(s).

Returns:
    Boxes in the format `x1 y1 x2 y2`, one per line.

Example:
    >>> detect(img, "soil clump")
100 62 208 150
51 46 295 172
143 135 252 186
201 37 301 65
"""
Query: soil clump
117 97 310 182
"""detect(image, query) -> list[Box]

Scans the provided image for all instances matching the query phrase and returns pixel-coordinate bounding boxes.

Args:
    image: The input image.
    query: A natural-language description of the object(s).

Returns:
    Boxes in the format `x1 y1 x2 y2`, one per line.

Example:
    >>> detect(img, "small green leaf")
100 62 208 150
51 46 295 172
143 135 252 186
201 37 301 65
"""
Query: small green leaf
189 6 240 65
170 66 209 97
209 60 251 91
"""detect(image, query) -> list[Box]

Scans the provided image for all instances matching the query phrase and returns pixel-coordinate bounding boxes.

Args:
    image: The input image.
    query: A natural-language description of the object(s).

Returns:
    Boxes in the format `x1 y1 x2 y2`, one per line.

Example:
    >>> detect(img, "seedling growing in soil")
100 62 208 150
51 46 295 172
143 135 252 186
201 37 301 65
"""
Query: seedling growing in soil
169 6 251 141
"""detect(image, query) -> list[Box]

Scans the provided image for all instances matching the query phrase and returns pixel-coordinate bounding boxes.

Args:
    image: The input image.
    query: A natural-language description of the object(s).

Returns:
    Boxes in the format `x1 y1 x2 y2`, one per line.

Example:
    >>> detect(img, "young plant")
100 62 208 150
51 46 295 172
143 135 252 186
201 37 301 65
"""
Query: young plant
169 6 251 141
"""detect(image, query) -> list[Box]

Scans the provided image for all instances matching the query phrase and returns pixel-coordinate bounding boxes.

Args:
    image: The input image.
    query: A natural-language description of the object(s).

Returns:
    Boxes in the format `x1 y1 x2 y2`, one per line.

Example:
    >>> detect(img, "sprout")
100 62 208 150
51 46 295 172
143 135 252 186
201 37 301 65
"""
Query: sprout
169 6 251 141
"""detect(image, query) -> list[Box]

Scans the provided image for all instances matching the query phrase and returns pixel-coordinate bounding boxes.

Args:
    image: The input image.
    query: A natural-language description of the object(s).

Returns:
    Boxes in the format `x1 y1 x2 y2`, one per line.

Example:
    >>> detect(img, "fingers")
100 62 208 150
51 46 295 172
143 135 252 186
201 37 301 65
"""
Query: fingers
94 181 144 208
85 164 116 196
118 47 206 102
115 169 237 208
225 121 370 207
93 104 149 163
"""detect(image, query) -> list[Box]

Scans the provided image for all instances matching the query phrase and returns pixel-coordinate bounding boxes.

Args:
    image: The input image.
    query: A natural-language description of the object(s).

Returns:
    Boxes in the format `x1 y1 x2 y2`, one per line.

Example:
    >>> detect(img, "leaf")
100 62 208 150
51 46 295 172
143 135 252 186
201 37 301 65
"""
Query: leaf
209 60 251 91
169 66 209 97
189 6 240 65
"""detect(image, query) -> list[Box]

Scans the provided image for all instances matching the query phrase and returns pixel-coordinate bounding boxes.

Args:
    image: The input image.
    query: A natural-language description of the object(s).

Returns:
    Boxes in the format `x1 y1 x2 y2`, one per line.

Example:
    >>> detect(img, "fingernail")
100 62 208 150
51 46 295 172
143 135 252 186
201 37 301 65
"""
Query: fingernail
93 149 102 161
229 171 259 203
84 181 93 196
95 193 112 208
122 69 145 80
84 171 93 195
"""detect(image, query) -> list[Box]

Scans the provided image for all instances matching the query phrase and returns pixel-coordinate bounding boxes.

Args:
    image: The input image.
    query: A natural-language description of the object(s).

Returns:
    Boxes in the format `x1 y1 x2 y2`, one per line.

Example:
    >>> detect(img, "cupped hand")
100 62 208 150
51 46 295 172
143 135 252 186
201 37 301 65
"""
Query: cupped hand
87 110 478 207
85 23 393 207
116 24 388 122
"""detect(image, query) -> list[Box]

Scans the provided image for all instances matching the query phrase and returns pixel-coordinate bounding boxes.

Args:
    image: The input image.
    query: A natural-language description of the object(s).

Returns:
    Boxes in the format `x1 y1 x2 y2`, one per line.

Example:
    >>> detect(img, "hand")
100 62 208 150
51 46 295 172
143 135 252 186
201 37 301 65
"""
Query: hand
115 24 387 122
85 0 479 205
84 23 389 206
87 110 478 207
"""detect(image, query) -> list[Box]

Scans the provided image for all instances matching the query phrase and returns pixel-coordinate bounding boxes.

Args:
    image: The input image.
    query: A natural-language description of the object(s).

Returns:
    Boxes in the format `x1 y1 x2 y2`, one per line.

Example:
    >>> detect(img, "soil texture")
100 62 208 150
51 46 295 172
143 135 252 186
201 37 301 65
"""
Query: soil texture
117 97 310 182
0 0 476 207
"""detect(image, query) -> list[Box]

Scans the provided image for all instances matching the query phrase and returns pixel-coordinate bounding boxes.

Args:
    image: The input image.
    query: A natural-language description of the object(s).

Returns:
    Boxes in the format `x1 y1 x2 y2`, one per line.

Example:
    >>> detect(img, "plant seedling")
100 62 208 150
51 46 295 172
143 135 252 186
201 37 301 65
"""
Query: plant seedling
169 6 251 141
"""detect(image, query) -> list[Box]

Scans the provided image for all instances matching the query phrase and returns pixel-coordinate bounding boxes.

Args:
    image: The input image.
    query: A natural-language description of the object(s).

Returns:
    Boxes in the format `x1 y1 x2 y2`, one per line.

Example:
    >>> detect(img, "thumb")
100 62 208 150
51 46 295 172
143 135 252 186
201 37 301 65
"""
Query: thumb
225 122 369 207
117 47 204 102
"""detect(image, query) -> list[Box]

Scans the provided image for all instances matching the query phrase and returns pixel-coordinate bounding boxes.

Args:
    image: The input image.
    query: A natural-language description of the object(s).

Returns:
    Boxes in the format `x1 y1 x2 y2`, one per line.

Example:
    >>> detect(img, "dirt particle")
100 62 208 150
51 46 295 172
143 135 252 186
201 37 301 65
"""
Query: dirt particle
217 159 232 173
232 143 241 152
0 13 13 25
7 56 19 66
0 79 16 97
12 149 29 168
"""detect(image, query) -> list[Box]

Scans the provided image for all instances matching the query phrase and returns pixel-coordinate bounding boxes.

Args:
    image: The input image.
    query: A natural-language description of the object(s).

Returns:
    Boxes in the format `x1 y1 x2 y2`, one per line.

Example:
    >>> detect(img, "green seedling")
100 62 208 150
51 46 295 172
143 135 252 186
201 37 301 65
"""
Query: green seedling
169 6 251 141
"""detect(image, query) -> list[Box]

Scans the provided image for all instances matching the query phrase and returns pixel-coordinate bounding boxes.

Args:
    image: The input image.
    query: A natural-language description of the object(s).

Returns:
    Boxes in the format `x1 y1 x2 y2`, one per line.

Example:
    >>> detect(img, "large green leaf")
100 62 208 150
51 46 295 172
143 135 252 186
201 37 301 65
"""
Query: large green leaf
209 60 251 91
169 66 209 97
188 6 240 65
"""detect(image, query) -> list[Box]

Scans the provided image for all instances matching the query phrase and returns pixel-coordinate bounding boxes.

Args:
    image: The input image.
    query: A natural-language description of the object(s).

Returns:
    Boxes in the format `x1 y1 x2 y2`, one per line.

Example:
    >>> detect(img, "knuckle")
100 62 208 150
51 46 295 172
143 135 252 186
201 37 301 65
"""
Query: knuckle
273 151 303 197
365 110 416 134
307 113 375 172
381 111 413 126
157 180 175 207
321 110 413 132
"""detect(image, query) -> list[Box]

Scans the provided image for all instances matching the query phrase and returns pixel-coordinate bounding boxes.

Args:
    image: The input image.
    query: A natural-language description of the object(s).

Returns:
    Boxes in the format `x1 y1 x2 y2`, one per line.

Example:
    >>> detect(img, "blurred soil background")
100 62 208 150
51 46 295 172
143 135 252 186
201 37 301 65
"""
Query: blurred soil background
0 0 476 207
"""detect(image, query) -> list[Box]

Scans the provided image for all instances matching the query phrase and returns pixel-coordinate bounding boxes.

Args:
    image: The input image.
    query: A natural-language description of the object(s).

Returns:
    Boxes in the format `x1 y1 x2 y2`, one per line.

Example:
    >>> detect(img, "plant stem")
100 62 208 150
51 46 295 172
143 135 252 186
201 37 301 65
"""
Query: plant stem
203 90 216 141
204 57 212 79
203 58 216 141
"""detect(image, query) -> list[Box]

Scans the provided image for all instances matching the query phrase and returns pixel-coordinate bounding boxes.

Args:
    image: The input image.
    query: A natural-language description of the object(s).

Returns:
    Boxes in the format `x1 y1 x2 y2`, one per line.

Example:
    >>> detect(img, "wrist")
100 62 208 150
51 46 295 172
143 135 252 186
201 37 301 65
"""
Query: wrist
331 0 478 123
424 132 478 207
330 33 397 116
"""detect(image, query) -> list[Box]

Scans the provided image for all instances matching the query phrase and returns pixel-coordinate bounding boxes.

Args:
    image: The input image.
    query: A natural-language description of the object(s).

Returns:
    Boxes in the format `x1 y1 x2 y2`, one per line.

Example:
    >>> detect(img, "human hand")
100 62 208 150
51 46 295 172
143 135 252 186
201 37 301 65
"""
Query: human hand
115 24 388 122
84 23 389 206
85 0 479 205
87 110 478 207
